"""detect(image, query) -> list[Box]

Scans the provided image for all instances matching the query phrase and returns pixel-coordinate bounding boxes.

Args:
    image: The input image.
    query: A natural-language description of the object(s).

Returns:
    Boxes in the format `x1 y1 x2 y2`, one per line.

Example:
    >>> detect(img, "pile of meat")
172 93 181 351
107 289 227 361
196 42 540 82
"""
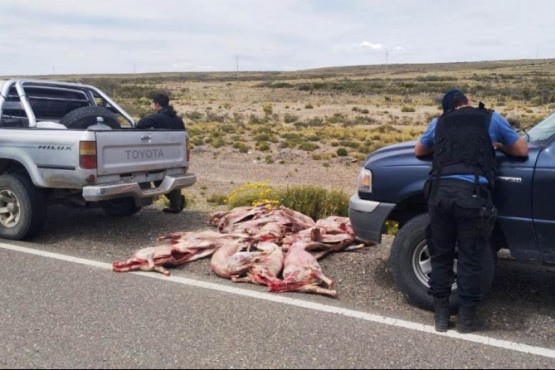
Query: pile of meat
112 203 368 297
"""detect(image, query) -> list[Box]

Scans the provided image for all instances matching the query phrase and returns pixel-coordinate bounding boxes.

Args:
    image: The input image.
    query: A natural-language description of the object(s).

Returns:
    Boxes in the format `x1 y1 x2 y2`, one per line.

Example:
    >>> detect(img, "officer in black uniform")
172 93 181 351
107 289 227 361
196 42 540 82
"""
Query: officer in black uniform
137 94 186 214
415 89 528 333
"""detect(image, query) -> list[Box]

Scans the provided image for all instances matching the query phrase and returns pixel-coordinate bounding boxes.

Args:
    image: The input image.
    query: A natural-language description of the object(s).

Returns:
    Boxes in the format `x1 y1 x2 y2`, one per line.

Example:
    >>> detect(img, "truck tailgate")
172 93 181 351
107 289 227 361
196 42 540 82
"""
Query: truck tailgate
95 130 187 175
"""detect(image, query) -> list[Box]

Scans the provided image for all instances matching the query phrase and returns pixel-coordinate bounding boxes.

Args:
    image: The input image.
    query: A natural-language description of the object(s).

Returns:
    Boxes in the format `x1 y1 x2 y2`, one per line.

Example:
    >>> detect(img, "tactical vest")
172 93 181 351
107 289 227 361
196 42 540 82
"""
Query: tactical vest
431 106 496 188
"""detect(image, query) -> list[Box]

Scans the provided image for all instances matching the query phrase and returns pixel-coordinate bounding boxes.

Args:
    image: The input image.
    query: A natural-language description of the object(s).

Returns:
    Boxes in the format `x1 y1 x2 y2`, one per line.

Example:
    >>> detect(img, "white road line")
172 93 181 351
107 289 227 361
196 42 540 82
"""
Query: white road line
2 242 554 360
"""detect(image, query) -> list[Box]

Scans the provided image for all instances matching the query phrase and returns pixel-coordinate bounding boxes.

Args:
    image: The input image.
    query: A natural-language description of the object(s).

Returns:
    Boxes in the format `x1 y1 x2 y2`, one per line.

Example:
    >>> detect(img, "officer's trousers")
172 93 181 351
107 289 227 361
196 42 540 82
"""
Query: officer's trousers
426 180 493 308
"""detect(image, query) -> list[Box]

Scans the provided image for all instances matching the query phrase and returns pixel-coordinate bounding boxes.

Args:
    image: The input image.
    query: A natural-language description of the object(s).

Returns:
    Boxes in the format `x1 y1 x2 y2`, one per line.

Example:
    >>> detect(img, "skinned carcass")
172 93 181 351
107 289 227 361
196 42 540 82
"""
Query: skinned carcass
210 239 266 280
113 231 250 276
210 203 274 233
112 245 192 276
267 241 336 297
213 204 315 236
232 242 284 286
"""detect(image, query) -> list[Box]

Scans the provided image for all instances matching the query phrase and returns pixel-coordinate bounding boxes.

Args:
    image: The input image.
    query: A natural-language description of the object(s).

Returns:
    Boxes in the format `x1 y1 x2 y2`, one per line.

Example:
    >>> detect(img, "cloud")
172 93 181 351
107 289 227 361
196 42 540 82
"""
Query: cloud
1 0 554 74
359 41 386 51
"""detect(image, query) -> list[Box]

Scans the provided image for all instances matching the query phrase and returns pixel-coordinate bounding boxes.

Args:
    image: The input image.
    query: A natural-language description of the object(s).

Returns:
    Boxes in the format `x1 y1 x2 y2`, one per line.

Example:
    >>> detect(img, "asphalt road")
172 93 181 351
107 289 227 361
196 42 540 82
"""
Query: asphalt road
1 205 554 368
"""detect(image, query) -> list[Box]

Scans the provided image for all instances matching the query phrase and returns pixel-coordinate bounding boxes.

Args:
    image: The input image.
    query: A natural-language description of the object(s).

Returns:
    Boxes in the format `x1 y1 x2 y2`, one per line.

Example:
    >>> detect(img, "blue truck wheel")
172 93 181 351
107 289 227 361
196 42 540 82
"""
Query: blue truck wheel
389 213 497 312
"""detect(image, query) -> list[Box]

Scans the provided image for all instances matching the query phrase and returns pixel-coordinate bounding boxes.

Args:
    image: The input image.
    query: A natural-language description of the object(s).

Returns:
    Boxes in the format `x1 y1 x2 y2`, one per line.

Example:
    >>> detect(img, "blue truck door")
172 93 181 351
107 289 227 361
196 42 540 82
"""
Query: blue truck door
493 149 538 260
532 139 555 256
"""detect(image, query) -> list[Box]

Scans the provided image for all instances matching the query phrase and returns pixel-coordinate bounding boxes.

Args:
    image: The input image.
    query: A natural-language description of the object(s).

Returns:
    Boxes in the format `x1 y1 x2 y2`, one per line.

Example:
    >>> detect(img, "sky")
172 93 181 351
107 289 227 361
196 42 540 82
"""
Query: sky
0 0 553 76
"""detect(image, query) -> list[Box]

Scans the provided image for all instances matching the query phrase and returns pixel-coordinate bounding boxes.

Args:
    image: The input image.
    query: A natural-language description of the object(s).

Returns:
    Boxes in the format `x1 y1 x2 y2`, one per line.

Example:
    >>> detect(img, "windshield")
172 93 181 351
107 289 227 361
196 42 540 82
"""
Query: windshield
527 112 555 143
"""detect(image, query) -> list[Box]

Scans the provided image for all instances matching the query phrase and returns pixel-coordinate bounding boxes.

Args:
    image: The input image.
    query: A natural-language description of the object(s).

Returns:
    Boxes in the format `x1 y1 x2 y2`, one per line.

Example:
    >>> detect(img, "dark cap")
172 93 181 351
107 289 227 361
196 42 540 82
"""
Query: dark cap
441 89 467 113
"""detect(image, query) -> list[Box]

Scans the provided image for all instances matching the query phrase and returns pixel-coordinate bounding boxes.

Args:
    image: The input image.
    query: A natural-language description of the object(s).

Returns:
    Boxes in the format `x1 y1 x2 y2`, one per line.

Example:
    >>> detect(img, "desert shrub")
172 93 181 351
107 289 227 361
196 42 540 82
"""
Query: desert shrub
338 140 358 148
336 148 348 156
305 103 314 109
224 183 348 220
282 132 302 140
372 124 401 133
185 111 204 121
209 137 226 148
294 117 325 128
226 182 278 209
264 155 274 164
327 113 346 124
254 133 278 143
385 220 399 235
205 110 228 123
221 124 236 133
305 135 321 142
401 106 416 112
207 193 227 205
256 141 271 151
252 125 276 134
232 112 246 124
298 142 319 151
352 153 367 161
263 103 273 115
232 142 250 153
279 141 297 149
530 97 543 106
249 114 269 124
277 185 349 219
270 82 293 88
191 136 205 146
283 113 299 123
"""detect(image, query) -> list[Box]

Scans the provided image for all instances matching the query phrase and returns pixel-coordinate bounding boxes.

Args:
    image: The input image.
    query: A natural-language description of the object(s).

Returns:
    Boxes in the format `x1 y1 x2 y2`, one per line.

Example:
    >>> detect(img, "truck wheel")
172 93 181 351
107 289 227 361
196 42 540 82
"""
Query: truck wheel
0 173 47 240
60 106 121 129
389 213 497 312
99 197 141 217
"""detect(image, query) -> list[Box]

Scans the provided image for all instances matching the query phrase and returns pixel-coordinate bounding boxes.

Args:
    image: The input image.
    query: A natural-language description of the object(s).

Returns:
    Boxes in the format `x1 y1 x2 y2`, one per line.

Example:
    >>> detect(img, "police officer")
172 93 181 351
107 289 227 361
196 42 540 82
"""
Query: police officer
414 89 528 333
137 94 186 214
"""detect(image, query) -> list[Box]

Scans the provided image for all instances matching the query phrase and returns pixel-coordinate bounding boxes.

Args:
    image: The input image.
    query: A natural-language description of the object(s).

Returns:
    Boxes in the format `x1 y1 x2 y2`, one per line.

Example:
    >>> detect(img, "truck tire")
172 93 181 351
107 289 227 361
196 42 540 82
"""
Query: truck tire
99 197 141 217
389 213 497 312
60 106 121 129
0 173 47 240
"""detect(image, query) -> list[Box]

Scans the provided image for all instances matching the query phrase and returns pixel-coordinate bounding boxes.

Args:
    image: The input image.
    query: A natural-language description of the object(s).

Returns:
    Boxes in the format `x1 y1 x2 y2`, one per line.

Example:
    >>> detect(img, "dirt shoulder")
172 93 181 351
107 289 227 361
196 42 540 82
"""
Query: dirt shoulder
184 148 361 212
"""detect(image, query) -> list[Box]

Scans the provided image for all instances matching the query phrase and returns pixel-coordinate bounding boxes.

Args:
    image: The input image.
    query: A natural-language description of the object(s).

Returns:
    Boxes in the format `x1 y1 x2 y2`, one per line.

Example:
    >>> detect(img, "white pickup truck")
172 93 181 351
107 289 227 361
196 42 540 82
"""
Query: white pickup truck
0 79 196 240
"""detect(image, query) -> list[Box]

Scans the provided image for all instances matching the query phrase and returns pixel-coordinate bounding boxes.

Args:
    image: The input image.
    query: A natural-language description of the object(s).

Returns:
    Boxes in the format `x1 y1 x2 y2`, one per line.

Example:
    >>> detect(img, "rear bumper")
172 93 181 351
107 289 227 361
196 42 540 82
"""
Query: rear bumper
348 194 395 244
82 172 197 202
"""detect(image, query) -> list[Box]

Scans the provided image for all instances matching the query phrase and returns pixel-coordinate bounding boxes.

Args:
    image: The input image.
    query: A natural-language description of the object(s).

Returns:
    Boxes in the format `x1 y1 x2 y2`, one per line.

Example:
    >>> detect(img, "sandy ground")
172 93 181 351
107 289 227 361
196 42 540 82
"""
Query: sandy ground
183 147 361 212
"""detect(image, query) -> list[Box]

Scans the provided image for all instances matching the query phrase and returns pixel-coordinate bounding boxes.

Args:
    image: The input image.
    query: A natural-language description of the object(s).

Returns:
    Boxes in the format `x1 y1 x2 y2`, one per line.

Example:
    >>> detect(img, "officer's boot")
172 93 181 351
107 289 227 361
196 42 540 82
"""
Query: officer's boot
457 306 486 334
433 296 450 332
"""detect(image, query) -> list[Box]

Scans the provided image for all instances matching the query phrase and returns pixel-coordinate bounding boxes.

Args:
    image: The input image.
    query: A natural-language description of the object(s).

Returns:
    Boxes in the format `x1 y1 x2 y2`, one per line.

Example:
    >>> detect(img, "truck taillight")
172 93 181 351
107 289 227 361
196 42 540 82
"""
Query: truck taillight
79 141 97 169
186 138 190 162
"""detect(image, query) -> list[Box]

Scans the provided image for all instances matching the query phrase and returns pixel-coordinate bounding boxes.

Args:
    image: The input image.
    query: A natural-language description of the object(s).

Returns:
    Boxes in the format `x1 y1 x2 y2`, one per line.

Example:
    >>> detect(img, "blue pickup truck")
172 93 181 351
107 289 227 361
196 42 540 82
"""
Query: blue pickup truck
349 112 555 311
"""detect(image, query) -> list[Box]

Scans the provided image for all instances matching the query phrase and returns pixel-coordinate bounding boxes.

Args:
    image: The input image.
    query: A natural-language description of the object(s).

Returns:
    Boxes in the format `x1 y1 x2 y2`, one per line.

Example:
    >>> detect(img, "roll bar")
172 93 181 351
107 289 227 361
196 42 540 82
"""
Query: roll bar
0 79 136 128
